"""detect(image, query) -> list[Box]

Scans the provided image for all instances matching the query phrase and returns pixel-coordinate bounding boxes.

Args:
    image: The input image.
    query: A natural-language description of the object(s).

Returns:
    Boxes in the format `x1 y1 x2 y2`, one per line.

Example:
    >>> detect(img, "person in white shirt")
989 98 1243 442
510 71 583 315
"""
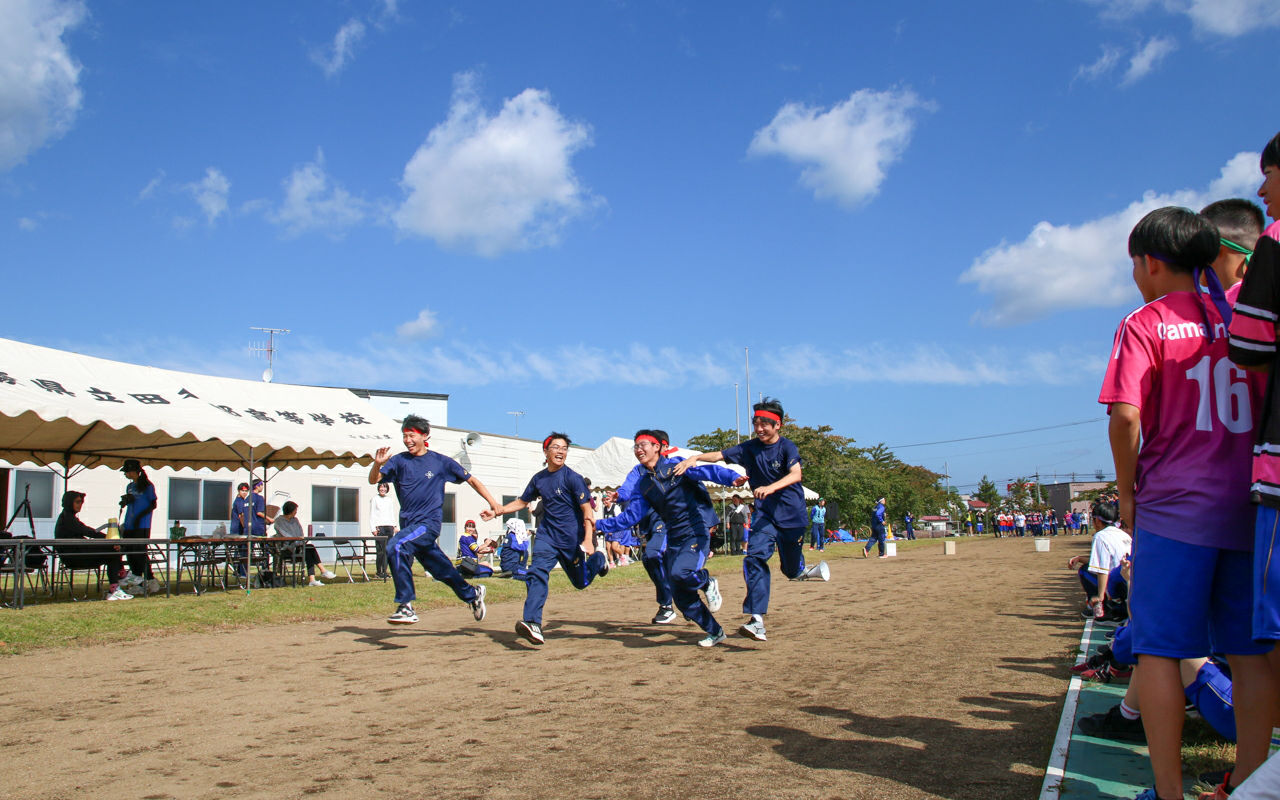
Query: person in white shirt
369 482 398 579
1067 501 1131 619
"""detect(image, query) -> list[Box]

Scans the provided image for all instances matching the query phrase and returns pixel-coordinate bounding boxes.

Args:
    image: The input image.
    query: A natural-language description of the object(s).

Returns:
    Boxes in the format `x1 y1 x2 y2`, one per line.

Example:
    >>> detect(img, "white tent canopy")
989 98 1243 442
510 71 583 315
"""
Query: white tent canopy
0 337 396 474
571 436 818 500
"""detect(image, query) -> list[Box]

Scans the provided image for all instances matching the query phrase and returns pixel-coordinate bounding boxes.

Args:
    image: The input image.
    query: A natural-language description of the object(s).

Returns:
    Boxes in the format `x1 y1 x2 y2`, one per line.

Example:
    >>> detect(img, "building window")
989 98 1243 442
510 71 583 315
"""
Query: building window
168 478 232 522
13 469 55 519
312 486 359 523
501 494 531 525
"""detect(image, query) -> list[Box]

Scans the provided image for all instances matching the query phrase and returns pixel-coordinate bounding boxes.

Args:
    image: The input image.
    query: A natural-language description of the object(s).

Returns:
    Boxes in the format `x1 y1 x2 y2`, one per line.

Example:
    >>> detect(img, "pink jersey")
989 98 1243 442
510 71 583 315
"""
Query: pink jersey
1099 290 1263 550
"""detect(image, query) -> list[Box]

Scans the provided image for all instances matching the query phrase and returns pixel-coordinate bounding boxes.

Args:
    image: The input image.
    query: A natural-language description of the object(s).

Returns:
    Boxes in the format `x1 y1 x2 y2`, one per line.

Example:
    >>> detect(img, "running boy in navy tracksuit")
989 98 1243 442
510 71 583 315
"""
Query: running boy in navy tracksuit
483 432 608 645
370 415 501 626
614 429 682 625
598 430 745 647
676 397 828 642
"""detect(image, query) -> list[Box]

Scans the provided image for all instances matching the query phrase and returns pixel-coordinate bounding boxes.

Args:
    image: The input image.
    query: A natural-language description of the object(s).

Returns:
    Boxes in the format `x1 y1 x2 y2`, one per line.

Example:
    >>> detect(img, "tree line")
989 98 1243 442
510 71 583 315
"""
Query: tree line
685 418 956 531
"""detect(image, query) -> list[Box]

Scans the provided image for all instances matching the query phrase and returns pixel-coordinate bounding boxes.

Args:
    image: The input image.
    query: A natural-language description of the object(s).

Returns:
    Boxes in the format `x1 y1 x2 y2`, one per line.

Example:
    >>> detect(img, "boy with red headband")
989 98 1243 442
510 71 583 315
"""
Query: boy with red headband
598 429 745 646
612 429 681 624
676 397 828 642
482 432 606 645
370 415 501 626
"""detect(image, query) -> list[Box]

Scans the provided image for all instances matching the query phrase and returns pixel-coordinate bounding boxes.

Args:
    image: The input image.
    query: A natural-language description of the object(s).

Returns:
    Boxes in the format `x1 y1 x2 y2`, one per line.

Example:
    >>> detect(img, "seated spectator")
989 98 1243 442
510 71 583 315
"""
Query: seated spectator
1076 625 1236 747
1066 501 1130 620
457 520 495 578
272 501 335 586
499 517 530 579
54 490 131 601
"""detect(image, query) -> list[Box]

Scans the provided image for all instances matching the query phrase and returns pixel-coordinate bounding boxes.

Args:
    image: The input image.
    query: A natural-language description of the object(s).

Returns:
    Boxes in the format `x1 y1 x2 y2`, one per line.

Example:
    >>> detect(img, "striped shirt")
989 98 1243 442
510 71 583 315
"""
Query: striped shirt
1229 221 1280 508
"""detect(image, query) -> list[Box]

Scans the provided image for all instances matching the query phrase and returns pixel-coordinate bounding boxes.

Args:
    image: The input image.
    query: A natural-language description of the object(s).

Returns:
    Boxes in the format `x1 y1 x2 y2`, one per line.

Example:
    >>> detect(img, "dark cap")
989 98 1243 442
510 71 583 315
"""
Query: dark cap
121 459 142 473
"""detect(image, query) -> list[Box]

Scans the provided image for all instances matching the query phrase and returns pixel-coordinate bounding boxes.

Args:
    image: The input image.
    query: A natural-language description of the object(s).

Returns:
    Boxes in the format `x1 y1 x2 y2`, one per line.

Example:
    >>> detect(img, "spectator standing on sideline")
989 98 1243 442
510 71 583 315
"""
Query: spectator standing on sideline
863 497 887 558
728 496 749 555
369 482 397 579
809 498 826 551
118 459 159 594
904 511 916 540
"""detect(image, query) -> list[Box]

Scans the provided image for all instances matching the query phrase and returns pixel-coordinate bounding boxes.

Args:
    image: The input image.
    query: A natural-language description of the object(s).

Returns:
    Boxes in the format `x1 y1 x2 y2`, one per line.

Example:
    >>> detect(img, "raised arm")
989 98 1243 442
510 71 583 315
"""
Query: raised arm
685 463 748 488
673 450 725 476
368 447 391 485
596 495 650 533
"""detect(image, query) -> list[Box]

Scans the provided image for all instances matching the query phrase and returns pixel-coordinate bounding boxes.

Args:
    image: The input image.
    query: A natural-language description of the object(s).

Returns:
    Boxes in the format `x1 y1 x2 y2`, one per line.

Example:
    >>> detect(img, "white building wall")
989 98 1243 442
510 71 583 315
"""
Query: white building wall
361 393 448 427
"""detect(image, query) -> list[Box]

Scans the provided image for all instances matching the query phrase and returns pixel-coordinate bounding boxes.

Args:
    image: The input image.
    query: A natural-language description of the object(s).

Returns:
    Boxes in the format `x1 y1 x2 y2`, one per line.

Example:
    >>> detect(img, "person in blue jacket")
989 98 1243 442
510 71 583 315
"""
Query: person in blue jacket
677 397 829 643
613 429 685 625
864 497 888 558
809 499 827 551
598 429 744 647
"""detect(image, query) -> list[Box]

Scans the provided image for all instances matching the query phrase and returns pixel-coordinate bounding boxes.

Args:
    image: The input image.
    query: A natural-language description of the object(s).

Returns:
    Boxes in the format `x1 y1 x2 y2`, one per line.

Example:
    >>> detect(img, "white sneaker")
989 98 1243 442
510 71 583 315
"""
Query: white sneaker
703 577 723 613
387 604 418 624
308 577 324 586
120 573 143 590
739 619 767 641
106 587 133 601
321 570 336 580
698 629 727 648
470 584 487 622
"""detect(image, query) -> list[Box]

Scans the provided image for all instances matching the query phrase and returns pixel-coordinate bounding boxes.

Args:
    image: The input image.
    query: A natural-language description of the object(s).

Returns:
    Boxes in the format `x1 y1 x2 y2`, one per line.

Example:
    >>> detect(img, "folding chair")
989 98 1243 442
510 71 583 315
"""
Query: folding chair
331 537 371 582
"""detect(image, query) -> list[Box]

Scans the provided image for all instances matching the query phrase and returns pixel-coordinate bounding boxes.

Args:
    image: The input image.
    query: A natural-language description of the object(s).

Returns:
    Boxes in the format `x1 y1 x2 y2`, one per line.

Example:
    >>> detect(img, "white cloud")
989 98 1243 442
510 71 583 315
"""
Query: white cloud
185 167 230 225
1121 36 1176 85
137 170 165 200
393 72 597 257
78 334 1102 392
747 87 934 208
960 152 1261 326
759 343 1105 387
1087 0 1280 36
396 309 439 340
0 0 86 171
1074 46 1123 82
313 18 365 77
17 216 37 231
267 150 368 237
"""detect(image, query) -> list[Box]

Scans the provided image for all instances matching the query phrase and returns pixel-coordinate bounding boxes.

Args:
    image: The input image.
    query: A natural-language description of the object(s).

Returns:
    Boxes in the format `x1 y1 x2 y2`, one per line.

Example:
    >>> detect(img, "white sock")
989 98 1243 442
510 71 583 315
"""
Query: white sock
1119 700 1140 721
751 614 763 624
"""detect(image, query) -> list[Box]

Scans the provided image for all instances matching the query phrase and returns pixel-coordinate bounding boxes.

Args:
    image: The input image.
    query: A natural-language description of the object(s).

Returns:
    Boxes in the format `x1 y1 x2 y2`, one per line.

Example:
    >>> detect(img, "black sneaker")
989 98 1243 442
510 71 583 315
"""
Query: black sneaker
516 620 544 645
652 606 677 624
1078 704 1145 742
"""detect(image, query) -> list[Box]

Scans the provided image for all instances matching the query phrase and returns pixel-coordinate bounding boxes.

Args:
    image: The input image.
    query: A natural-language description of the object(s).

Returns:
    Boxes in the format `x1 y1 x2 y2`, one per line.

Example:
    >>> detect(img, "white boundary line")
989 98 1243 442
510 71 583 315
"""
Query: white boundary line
1039 619 1094 800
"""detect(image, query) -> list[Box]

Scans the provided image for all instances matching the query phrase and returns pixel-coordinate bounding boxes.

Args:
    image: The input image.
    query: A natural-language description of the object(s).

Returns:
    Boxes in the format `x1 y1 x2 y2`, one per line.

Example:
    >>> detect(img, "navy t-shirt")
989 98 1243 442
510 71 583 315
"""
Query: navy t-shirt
722 437 806 529
380 450 471 530
520 466 590 549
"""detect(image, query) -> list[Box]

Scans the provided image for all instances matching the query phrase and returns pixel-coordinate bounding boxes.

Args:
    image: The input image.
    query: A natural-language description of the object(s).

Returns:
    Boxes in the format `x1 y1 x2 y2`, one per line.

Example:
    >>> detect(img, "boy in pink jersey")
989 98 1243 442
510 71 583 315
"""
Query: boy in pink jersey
1201 198 1264 305
1102 206 1272 800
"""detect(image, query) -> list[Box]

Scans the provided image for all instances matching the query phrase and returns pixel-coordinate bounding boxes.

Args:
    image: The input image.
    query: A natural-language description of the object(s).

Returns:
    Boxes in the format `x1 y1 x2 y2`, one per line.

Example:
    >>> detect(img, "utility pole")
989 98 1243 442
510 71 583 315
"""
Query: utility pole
734 382 741 444
506 411 525 437
250 326 289 382
744 347 751 418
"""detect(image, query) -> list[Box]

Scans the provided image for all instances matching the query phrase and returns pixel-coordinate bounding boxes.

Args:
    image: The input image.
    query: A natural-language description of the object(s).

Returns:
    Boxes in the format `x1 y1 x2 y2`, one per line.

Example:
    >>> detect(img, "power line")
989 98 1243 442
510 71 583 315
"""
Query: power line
888 418 1107 450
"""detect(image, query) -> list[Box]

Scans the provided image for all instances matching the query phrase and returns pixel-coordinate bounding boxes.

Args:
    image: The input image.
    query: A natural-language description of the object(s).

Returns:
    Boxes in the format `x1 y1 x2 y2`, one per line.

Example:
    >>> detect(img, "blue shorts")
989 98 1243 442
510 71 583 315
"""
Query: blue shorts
1128 527 1265 659
1254 505 1280 642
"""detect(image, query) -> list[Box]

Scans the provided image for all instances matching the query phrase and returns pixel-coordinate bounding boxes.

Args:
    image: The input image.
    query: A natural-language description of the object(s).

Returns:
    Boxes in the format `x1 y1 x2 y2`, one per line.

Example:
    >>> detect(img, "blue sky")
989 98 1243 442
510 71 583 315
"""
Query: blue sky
3 0 1278 495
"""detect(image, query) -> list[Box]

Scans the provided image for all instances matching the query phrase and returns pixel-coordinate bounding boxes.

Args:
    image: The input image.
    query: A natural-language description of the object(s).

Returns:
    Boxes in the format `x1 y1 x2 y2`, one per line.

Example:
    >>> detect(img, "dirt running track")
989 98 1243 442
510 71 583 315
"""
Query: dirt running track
1 537 1086 800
